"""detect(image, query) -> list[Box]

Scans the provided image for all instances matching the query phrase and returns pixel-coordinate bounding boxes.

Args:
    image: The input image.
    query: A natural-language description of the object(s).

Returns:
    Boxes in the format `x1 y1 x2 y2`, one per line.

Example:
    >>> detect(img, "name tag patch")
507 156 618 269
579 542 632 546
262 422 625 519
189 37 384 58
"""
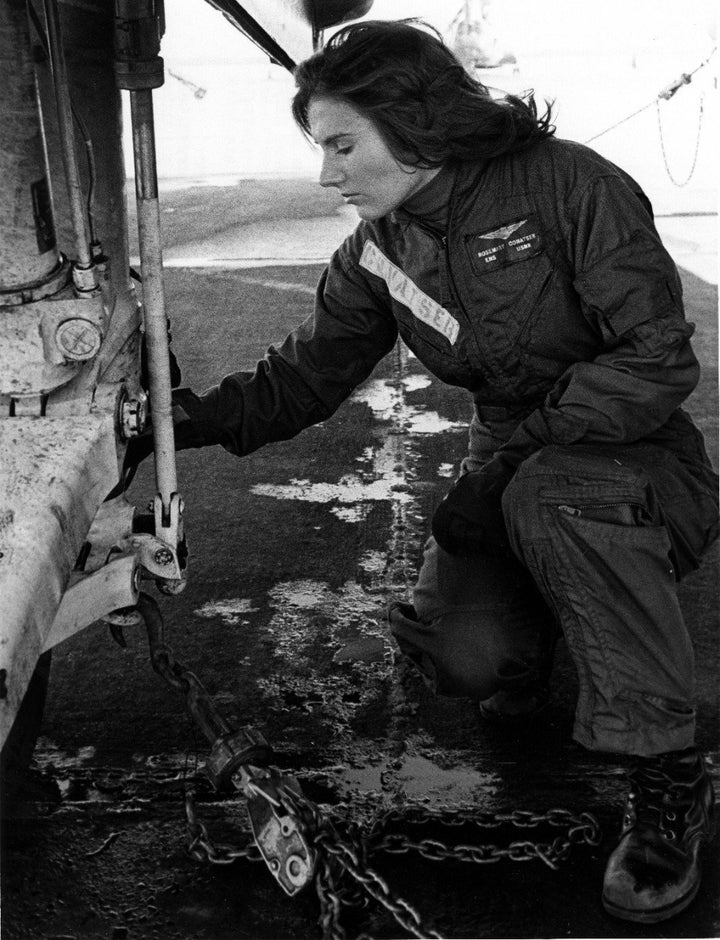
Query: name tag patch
360 240 459 345
466 217 543 275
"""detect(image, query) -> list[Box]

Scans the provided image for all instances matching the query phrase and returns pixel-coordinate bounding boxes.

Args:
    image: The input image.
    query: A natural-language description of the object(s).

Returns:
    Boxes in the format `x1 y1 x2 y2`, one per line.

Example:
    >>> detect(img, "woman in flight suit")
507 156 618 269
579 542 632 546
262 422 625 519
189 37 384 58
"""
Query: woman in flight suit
145 20 718 923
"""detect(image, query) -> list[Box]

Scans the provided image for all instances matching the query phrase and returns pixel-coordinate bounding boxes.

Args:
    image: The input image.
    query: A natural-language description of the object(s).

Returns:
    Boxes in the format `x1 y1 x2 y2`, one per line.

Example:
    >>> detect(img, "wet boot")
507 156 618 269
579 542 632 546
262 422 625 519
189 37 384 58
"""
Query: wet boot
477 624 558 723
602 747 716 923
477 683 550 722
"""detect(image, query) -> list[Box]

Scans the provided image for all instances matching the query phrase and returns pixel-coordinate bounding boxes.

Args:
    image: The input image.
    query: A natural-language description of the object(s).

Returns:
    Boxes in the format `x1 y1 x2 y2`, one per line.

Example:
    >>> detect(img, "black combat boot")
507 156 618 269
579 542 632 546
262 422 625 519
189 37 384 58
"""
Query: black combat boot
602 747 716 923
477 682 550 722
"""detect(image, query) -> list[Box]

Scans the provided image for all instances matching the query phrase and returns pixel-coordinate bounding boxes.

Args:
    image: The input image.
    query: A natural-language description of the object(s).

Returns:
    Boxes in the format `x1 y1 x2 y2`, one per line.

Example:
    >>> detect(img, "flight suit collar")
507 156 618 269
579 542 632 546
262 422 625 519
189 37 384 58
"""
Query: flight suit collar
391 161 459 233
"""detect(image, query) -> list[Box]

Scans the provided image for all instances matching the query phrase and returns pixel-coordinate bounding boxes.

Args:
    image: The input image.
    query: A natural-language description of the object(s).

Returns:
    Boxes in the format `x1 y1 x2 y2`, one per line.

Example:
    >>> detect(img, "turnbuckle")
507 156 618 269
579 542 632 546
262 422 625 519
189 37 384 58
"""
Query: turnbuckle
203 724 316 896
235 766 317 897
117 591 316 896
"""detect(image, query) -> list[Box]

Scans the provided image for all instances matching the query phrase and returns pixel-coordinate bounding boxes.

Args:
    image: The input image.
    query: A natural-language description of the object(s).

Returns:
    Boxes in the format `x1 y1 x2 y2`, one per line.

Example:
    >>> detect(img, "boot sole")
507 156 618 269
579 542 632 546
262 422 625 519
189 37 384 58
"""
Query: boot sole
601 879 700 924
601 809 717 925
477 699 550 723
477 689 551 724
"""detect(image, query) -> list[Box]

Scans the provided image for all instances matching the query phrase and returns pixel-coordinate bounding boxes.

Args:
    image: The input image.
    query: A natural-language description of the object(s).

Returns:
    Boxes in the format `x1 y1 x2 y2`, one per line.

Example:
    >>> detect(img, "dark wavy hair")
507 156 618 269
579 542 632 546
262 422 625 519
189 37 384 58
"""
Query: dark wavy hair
292 19 555 167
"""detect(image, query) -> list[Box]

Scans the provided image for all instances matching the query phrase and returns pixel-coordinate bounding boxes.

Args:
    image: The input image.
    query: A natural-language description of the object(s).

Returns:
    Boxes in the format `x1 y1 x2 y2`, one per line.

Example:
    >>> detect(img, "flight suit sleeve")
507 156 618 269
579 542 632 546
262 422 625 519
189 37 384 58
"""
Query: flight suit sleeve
493 173 700 468
180 249 398 457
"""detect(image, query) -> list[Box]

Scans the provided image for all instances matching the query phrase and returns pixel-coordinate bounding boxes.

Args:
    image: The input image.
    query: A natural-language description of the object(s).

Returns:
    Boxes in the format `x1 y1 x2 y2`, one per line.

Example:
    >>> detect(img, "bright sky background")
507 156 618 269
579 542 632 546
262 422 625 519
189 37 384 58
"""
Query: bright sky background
166 0 716 64
355 0 716 53
144 0 717 215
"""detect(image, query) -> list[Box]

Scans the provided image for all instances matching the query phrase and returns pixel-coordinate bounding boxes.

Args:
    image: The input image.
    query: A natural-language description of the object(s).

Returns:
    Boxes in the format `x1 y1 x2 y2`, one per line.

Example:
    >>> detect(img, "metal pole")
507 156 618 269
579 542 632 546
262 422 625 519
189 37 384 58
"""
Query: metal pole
129 88 177 509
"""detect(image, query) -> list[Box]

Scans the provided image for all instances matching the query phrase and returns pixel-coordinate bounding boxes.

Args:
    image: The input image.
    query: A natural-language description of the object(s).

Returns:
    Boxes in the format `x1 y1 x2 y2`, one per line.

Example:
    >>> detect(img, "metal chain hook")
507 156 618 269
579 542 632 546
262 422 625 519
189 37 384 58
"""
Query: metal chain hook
185 781 602 940
134 592 601 939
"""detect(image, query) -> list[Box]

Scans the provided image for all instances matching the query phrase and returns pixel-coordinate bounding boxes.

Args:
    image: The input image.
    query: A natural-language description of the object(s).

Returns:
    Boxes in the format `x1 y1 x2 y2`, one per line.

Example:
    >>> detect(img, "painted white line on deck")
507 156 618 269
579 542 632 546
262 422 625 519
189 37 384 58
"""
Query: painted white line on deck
234 274 316 294
160 256 331 269
194 598 260 624
249 373 466 521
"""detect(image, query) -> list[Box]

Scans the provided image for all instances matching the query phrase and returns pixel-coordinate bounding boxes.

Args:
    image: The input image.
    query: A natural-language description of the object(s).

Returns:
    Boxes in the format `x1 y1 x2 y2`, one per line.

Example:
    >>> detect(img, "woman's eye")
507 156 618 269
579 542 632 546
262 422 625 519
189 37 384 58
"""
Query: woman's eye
336 145 352 156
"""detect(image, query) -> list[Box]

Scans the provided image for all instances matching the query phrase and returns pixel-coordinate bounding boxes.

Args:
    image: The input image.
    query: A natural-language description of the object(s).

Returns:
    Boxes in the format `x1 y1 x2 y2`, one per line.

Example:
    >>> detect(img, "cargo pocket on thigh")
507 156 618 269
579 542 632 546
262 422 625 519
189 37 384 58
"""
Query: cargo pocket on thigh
549 504 693 720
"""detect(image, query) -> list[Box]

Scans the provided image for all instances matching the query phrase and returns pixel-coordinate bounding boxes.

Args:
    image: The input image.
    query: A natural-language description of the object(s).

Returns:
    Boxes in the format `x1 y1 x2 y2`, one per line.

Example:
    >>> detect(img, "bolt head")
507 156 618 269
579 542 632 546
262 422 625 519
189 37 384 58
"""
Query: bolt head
55 318 103 360
154 547 174 566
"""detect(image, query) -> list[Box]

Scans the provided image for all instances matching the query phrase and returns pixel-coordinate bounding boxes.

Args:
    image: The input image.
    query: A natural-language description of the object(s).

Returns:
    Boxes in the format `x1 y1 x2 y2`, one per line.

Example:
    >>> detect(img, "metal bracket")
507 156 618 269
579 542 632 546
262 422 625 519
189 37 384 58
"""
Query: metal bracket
152 491 186 593
115 530 183 581
42 554 140 652
238 769 316 896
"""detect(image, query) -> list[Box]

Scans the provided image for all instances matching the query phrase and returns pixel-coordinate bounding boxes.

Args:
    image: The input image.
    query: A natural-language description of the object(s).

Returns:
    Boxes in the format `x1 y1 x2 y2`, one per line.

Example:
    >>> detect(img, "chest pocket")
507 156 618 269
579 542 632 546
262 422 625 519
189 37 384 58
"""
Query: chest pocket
461 213 593 369
465 216 544 276
463 227 554 346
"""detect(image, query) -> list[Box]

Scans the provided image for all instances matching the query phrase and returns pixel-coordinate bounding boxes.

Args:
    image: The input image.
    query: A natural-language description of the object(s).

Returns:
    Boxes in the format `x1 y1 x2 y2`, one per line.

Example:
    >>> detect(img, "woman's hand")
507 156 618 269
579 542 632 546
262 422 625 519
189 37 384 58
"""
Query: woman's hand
122 387 228 468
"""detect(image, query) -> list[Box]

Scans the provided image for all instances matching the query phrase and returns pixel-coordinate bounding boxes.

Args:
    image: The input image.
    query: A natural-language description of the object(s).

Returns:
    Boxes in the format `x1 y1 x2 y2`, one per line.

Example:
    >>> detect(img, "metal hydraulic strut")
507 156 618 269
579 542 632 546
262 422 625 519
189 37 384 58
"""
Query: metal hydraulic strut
114 0 185 590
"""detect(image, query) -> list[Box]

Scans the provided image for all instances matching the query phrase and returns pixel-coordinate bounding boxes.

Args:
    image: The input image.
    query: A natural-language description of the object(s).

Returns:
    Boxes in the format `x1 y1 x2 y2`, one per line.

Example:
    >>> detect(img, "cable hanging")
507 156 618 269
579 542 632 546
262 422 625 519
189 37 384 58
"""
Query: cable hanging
656 95 704 188
583 48 716 134
167 68 207 99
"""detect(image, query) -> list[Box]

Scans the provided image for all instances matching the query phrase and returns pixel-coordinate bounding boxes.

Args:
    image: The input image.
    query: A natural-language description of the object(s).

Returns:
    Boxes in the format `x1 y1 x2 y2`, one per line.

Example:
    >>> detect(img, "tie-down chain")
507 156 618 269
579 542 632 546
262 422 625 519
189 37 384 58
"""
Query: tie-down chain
127 593 601 940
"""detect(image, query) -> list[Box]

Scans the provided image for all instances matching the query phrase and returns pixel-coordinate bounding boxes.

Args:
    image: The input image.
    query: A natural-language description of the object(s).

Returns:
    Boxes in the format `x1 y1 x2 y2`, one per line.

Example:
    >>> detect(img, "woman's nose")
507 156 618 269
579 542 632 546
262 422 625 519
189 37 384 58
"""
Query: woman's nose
319 153 344 189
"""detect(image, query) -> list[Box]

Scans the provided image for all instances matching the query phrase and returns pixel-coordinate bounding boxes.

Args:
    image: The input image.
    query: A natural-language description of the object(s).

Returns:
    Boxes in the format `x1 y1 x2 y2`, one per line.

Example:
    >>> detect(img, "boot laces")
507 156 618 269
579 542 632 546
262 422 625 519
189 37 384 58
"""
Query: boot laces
625 759 698 836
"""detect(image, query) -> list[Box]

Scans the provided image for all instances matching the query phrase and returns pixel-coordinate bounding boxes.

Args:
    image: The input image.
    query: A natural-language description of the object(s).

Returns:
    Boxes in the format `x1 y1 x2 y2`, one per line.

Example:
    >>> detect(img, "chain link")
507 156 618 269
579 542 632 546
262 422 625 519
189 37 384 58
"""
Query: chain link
367 804 601 873
184 781 601 940
140 593 601 938
374 831 571 868
139 594 233 746
316 827 441 940
316 856 348 940
184 787 262 865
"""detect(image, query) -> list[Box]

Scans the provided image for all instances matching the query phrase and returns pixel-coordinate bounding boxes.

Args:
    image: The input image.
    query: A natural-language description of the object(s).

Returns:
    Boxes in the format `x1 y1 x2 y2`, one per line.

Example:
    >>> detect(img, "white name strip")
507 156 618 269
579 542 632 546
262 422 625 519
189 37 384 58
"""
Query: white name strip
360 240 459 345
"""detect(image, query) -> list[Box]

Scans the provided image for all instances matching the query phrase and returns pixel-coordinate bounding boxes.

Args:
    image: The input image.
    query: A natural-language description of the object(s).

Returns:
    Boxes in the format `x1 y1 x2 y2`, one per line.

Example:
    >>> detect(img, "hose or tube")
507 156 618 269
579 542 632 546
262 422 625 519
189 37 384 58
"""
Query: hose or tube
41 0 93 272
28 2 98 246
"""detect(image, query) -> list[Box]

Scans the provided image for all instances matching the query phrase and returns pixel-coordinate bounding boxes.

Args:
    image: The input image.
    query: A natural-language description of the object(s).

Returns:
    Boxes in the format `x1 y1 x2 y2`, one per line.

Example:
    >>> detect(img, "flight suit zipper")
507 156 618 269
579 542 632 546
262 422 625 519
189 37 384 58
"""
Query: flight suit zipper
557 501 647 525
412 222 488 371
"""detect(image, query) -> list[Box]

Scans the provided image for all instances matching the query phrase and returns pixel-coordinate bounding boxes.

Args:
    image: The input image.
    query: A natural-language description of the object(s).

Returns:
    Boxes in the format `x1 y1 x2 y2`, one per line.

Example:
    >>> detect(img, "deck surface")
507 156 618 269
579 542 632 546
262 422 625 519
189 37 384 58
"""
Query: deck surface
2 188 718 940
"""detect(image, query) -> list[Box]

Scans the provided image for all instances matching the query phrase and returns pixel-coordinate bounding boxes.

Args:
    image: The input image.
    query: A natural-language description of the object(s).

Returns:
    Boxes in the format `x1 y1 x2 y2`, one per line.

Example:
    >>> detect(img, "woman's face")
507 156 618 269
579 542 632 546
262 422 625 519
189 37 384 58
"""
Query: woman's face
307 96 440 221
